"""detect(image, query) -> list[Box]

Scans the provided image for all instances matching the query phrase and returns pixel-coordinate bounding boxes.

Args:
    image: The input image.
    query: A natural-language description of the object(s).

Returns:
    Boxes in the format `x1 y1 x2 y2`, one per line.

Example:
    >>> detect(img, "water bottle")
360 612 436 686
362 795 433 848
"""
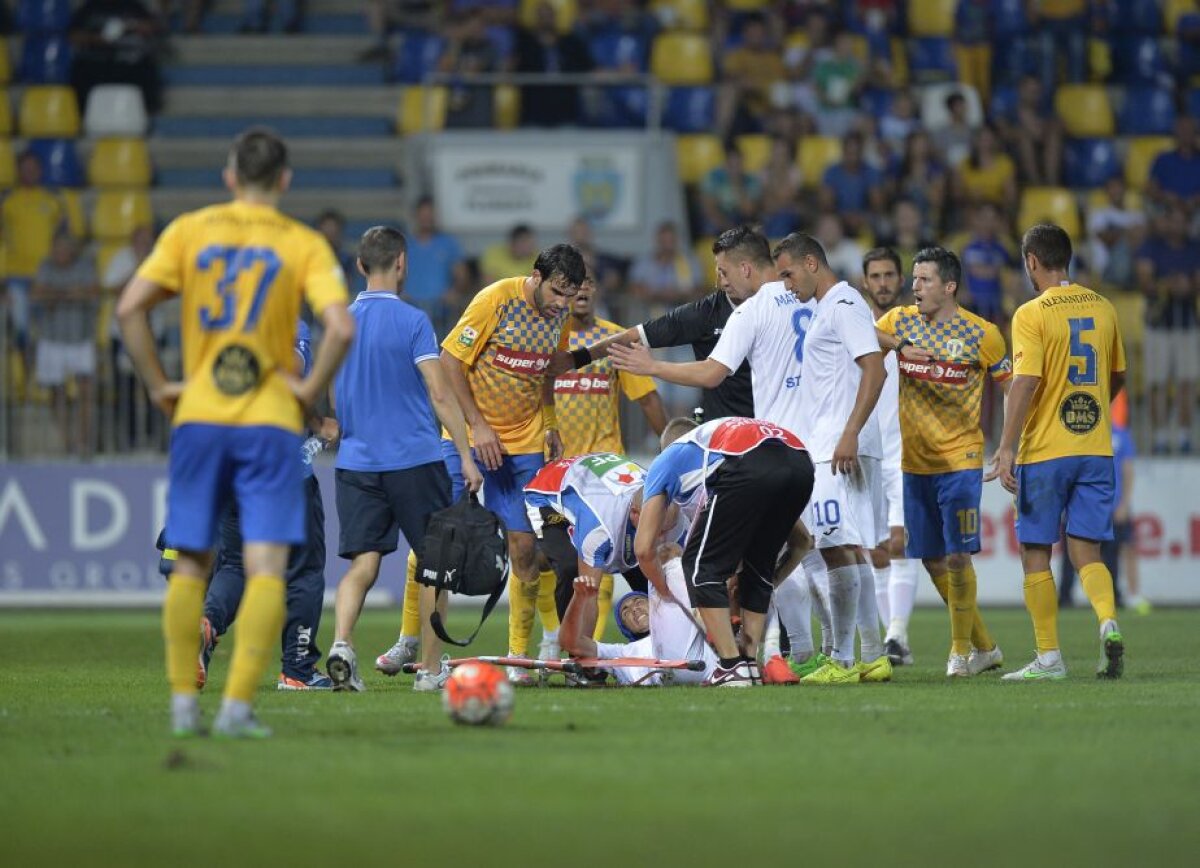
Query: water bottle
300 436 326 466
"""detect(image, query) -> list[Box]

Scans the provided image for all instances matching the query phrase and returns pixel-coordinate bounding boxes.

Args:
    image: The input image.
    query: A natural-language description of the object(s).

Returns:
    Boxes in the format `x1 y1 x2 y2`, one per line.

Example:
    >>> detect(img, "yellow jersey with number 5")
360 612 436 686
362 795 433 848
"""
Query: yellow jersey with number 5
1011 282 1126 464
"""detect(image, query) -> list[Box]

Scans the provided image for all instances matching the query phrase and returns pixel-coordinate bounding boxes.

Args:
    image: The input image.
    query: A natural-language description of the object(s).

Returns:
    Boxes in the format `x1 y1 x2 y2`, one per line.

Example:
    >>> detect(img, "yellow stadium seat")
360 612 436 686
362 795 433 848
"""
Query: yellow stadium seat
0 139 14 189
494 85 520 130
735 134 772 173
1086 188 1143 215
91 191 152 242
652 0 709 30
60 189 87 238
0 90 10 136
0 40 9 85
676 134 723 184
1088 38 1112 83
397 86 447 135
1017 187 1081 241
725 0 769 8
1054 84 1114 137
846 34 869 64
908 0 955 36
18 85 80 138
890 37 910 86
1166 0 1198 30
786 31 809 54
651 32 714 85
88 139 152 188
520 0 577 33
693 237 716 285
1125 136 1172 191
796 136 842 186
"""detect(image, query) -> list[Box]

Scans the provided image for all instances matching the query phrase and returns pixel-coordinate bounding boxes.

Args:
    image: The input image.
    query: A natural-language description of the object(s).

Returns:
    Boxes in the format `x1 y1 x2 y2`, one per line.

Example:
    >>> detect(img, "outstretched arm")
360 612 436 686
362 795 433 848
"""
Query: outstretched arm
559 575 601 659
610 342 731 389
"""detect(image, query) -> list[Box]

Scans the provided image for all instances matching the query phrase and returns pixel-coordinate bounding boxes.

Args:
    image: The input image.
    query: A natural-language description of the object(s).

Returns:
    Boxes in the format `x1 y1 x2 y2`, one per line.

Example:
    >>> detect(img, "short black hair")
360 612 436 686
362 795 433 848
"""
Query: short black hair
772 232 829 267
416 194 435 209
357 226 407 274
316 208 345 228
510 223 533 241
913 246 961 287
532 243 587 288
712 225 772 267
230 126 289 189
862 247 902 276
1021 224 1073 271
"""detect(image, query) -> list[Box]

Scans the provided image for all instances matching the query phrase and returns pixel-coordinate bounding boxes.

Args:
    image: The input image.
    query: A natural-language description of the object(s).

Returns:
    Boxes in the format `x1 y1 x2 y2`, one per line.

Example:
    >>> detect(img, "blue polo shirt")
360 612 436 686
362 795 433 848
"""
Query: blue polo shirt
334 290 444 471
961 237 1013 319
822 162 883 213
1150 150 1200 201
405 232 464 302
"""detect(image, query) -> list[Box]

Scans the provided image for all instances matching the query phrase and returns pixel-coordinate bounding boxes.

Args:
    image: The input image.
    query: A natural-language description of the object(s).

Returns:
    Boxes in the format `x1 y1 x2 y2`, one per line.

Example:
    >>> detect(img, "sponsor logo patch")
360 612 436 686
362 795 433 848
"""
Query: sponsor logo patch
897 358 971 383
457 325 478 348
492 348 551 374
1059 392 1101 435
554 373 612 394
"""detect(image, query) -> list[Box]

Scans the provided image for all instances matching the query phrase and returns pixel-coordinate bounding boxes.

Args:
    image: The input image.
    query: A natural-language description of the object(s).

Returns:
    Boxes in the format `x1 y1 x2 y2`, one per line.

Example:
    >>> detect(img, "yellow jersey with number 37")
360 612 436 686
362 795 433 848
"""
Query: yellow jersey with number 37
1011 282 1126 464
136 201 348 433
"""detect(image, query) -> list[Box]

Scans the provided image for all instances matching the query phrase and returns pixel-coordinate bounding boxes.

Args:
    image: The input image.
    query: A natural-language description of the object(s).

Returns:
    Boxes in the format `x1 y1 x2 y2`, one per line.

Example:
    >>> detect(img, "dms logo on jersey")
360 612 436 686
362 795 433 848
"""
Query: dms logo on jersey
573 157 621 223
1060 392 1101 434
492 348 551 374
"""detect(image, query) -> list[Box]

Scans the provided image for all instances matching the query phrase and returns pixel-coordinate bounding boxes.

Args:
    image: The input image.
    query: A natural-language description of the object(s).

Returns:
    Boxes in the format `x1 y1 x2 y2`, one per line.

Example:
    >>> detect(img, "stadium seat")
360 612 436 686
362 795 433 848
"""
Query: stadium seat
16 0 72 34
1182 15 1200 80
796 136 841 187
908 0 954 37
693 236 716 283
19 35 71 84
1054 85 1113 137
1118 86 1176 135
0 90 12 135
1088 38 1112 83
1018 187 1081 240
1086 188 1142 216
726 0 769 8
88 138 152 188
393 30 446 84
1124 136 1172 190
651 33 713 85
1166 0 1199 30
587 31 649 72
83 85 149 137
0 39 10 85
992 0 1030 40
735 135 771 173
1109 292 1145 357
91 191 152 242
1063 139 1120 188
18 85 79 137
0 139 15 189
1112 35 1168 85
1112 0 1163 34
586 85 648 128
675 134 723 184
919 83 983 130
60 188 86 237
907 38 957 83
520 0 577 33
889 37 909 86
28 138 82 187
1190 88 1200 119
397 86 447 134
652 0 708 31
494 85 520 130
663 86 716 132
991 34 1038 87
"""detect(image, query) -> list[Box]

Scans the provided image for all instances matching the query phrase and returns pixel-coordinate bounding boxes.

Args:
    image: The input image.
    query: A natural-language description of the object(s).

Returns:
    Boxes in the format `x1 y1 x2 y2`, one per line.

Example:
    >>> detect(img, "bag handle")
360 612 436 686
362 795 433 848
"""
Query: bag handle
429 576 508 647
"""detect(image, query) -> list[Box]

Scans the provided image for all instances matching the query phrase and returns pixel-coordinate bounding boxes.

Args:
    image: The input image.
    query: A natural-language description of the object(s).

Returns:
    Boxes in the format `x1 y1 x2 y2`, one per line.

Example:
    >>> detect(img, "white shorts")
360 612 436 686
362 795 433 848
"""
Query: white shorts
808 457 887 549
35 340 96 387
1144 328 1199 385
882 460 904 530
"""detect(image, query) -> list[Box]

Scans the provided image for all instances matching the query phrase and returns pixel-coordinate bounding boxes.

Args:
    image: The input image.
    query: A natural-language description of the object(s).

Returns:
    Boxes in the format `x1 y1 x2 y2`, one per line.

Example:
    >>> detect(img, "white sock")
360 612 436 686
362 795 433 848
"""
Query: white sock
825 563 860 665
873 564 891 629
855 562 884 663
218 698 252 722
886 558 919 643
803 549 832 655
1037 649 1063 666
542 628 559 643
774 566 815 661
762 601 782 660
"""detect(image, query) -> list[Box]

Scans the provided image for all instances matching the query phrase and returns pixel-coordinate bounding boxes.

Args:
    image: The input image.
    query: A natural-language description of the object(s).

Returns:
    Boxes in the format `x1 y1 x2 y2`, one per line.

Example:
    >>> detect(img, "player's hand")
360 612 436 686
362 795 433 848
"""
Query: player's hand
471 420 503 471
317 417 340 446
461 457 484 494
547 350 575 376
899 343 933 363
545 428 564 462
608 341 656 376
985 447 1018 494
1115 503 1130 523
149 381 184 416
831 431 861 478
573 574 600 594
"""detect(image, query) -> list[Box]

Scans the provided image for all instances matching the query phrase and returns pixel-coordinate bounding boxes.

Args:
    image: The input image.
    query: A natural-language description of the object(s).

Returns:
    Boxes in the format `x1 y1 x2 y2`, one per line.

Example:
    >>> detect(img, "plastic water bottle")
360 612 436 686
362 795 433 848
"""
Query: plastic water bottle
300 436 326 466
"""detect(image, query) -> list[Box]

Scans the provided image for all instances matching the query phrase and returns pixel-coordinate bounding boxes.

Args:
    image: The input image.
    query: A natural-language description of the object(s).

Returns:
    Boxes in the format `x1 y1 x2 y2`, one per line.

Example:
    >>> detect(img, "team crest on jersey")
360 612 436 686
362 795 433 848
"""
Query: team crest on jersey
944 338 965 358
457 326 478 348
573 157 621 222
1060 392 1101 434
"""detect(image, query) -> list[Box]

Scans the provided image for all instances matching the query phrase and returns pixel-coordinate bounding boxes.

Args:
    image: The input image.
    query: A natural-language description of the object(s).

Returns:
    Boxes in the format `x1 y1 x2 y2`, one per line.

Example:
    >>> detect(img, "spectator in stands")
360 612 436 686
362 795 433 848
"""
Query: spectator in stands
953 0 992 101
783 9 833 119
32 231 99 457
815 212 865 284
877 89 919 154
879 197 937 282
69 0 164 115
441 7 505 128
940 91 975 167
1135 204 1199 455
579 0 658 53
1147 116 1200 218
1030 0 1087 92
959 202 1016 325
514 1 593 127
997 75 1062 187
820 131 884 237
405 195 467 337
316 210 361 293
699 142 763 236
361 0 438 61
480 223 537 285
1 152 65 350
890 129 947 229
1086 176 1144 290
241 0 305 34
759 136 803 239
567 217 624 297
718 11 786 136
952 124 1017 218
628 221 704 307
812 30 865 137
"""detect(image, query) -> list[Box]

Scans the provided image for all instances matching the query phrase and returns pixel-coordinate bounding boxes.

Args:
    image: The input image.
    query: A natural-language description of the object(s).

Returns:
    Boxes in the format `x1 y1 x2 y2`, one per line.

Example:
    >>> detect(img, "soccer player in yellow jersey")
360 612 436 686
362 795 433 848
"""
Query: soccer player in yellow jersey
440 244 586 683
876 247 1010 678
116 129 355 737
988 224 1127 681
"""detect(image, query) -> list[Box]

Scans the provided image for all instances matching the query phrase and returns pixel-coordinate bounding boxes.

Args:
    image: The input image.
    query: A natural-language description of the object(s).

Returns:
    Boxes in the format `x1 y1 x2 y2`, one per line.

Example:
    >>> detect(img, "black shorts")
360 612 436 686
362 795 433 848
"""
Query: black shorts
682 443 814 614
335 462 452 560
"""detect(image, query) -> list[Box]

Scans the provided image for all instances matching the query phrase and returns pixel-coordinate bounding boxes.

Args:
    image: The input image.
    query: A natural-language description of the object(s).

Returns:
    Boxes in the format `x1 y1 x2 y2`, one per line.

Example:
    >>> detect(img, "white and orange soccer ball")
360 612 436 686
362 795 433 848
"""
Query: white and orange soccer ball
442 662 514 726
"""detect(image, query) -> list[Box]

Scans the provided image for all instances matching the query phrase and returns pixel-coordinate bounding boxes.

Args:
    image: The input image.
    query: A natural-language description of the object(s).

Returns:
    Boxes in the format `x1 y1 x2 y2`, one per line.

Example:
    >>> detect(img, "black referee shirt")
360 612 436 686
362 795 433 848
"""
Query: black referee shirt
638 290 754 419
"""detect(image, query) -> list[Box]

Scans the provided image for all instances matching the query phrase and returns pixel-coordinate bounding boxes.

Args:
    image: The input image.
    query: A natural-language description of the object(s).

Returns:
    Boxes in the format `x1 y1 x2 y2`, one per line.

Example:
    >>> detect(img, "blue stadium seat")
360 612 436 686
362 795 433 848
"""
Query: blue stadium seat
586 85 648 128
16 0 71 33
1181 16 1200 79
27 138 83 188
1112 35 1169 85
587 31 650 71
392 30 446 84
662 86 715 133
1190 88 1200 120
485 25 515 62
859 87 895 118
989 85 1019 121
1064 138 1120 188
991 37 1038 87
1111 0 1163 35
19 35 71 84
1119 87 1177 135
990 0 1030 40
908 37 957 83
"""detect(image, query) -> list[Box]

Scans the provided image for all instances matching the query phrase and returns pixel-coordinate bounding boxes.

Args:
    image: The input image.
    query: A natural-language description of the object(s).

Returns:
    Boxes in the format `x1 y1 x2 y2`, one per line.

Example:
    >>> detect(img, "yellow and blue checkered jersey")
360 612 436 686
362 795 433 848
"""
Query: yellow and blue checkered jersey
442 276 569 455
1011 282 1126 465
135 201 348 433
876 305 1011 475
554 317 657 458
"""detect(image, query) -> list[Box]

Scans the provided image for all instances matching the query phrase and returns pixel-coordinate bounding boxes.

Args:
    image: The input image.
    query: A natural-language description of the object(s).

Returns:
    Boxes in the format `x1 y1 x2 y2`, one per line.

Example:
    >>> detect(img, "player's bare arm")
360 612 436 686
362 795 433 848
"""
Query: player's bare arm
440 348 503 471
419 359 483 493
559 574 602 659
541 376 564 461
116 275 184 414
985 373 1040 493
609 342 731 389
833 351 885 477
633 493 671 597
547 325 641 374
294 303 354 409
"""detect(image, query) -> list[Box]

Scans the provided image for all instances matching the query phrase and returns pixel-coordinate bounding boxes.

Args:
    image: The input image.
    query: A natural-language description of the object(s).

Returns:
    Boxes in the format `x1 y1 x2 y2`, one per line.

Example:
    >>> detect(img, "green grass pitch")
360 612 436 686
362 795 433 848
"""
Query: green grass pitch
1 607 1197 868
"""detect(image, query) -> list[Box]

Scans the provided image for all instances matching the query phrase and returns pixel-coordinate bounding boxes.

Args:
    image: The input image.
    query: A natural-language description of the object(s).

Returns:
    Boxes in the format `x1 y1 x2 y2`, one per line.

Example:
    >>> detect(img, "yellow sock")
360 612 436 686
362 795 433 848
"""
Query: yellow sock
593 574 614 641
947 567 975 656
536 569 560 633
507 572 539 656
224 574 286 702
1078 562 1117 624
400 550 421 639
163 573 207 695
1023 570 1059 654
932 569 994 651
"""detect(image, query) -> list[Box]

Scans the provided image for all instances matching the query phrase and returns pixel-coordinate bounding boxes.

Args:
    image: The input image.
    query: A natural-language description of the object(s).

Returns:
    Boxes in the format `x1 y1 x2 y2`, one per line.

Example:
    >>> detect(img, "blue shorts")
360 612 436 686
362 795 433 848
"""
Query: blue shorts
440 439 543 533
1015 455 1114 545
902 469 983 560
166 423 305 552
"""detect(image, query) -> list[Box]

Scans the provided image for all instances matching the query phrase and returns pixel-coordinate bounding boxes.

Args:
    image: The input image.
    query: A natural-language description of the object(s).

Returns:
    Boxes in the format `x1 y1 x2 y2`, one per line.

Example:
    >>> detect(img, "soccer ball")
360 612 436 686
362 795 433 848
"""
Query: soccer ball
443 662 514 726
